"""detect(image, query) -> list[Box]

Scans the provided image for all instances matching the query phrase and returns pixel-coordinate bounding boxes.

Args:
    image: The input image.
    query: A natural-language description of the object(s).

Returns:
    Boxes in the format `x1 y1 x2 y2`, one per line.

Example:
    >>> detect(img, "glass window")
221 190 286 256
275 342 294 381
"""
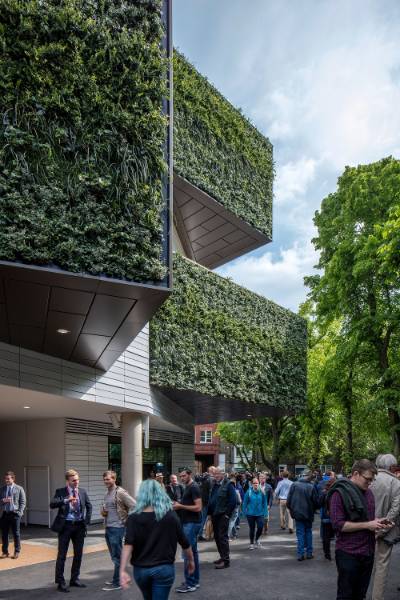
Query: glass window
200 430 212 443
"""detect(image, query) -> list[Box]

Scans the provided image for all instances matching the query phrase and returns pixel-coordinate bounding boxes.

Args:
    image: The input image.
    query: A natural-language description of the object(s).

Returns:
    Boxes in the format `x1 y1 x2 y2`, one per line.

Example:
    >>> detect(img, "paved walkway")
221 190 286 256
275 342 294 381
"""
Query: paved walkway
1 507 400 599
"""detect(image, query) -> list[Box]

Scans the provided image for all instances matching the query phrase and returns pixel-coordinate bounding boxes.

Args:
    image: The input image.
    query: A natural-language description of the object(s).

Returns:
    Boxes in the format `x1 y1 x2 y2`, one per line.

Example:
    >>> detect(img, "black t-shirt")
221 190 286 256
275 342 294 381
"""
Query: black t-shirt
180 482 202 524
125 510 189 567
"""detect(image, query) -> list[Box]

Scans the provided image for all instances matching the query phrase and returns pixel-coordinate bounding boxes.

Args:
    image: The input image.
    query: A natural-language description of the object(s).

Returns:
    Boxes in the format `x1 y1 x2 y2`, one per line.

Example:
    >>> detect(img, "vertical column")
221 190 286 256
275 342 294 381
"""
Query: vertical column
121 413 143 498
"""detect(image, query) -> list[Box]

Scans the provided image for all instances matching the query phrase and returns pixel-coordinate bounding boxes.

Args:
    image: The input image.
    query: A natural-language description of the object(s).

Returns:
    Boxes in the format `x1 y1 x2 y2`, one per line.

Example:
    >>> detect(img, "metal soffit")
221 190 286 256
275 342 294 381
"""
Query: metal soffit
157 387 287 425
0 262 169 371
173 174 270 269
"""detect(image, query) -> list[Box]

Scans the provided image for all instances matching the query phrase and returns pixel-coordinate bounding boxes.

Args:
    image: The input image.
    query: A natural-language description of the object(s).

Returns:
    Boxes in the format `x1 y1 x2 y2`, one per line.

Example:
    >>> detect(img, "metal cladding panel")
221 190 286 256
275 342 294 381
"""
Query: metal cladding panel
0 262 169 371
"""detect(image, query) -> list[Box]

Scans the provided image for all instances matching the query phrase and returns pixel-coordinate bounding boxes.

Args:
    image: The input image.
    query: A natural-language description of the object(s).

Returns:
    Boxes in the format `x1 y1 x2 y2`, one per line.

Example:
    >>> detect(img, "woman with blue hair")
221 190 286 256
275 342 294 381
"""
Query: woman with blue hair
120 479 194 599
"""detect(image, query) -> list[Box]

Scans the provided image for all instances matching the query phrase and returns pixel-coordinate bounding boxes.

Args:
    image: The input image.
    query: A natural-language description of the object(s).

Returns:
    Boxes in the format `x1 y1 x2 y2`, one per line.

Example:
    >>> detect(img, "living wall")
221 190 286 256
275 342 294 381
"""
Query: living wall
173 51 273 239
150 254 307 411
0 0 168 282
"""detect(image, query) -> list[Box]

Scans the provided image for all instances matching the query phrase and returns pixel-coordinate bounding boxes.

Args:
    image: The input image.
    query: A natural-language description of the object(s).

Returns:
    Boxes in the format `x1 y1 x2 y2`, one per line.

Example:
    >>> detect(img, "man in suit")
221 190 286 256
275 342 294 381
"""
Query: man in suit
0 471 26 559
50 469 92 593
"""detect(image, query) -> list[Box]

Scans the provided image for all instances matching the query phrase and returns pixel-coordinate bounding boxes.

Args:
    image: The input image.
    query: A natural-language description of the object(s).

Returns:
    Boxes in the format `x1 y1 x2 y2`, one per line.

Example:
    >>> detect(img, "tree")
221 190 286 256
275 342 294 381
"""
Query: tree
217 416 297 474
306 157 400 455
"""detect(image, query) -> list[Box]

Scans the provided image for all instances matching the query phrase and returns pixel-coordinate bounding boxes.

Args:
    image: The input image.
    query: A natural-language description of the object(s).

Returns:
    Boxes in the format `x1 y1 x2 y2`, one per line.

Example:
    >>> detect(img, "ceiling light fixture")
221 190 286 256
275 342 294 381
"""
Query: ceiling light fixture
57 328 70 335
23 406 31 409
247 414 252 417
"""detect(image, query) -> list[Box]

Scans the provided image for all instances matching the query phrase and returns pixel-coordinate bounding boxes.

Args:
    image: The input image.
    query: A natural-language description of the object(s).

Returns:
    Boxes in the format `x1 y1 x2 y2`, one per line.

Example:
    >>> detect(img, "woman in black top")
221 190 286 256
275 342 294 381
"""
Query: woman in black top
120 479 194 599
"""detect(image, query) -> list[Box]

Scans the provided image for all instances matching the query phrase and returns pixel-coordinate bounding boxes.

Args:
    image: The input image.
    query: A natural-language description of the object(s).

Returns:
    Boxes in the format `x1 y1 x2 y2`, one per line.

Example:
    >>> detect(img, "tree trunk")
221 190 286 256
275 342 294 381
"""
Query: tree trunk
389 408 400 459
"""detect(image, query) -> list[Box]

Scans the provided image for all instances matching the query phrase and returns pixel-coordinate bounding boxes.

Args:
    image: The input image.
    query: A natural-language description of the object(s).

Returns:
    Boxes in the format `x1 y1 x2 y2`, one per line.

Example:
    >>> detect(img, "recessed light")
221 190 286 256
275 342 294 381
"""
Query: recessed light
57 329 70 335
247 414 252 417
23 406 31 409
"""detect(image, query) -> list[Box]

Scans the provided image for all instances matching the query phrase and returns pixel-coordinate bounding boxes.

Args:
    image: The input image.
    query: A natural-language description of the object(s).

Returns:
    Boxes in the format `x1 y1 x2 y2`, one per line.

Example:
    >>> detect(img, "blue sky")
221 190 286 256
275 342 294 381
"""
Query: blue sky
173 0 400 312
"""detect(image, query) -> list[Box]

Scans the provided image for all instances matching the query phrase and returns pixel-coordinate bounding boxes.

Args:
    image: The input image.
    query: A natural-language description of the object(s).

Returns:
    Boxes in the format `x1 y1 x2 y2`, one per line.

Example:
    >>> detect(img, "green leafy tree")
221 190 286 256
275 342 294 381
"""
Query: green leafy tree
306 157 400 455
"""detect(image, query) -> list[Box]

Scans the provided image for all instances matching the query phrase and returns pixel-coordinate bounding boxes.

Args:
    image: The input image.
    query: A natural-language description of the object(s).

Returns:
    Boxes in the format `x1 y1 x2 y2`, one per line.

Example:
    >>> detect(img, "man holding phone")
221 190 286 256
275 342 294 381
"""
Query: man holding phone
328 459 393 600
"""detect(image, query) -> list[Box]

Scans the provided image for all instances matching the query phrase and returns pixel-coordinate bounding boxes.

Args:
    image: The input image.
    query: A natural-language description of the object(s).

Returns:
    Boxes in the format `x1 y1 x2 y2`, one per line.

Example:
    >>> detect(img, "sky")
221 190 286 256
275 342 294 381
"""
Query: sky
173 0 400 312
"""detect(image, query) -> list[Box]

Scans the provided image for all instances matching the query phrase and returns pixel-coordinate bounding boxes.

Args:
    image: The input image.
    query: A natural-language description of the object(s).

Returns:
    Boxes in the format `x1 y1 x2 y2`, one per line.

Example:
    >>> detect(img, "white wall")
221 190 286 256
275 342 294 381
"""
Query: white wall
0 327 194 432
65 433 108 522
0 418 65 525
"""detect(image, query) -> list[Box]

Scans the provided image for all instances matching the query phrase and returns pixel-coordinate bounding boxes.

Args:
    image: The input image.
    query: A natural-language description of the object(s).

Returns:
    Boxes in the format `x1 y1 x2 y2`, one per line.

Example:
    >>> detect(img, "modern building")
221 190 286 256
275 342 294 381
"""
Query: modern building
0 0 306 526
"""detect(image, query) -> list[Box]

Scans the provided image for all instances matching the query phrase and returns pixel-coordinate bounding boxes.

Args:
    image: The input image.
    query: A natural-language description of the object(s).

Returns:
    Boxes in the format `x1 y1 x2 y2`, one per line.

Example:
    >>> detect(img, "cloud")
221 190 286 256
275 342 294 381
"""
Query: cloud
218 241 319 313
174 0 400 309
275 157 318 205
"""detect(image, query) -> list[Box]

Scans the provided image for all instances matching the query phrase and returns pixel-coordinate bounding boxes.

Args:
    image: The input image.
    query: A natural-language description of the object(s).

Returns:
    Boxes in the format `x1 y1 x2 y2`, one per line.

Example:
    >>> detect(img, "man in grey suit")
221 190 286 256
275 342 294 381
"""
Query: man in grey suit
0 471 26 559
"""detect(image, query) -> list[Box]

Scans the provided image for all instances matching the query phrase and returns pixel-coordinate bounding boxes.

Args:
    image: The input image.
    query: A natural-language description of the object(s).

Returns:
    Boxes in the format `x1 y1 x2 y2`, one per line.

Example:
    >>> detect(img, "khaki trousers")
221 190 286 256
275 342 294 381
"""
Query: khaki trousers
372 538 393 600
279 499 293 530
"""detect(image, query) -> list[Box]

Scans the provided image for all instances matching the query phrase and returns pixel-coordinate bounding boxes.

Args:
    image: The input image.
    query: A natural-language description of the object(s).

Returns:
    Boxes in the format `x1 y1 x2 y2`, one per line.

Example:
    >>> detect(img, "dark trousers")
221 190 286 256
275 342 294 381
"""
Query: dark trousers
1 512 21 553
335 549 374 600
322 522 334 558
211 514 230 563
55 521 86 584
246 515 264 544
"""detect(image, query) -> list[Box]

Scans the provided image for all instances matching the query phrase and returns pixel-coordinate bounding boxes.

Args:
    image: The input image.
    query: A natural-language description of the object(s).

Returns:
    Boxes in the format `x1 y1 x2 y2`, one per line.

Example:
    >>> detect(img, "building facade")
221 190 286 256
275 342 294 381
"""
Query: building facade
0 0 306 526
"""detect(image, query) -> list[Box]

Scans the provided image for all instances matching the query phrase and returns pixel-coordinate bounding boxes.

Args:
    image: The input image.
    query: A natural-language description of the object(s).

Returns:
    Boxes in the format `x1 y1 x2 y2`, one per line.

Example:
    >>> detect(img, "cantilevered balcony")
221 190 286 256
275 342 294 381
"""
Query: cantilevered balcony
150 255 307 423
173 52 273 269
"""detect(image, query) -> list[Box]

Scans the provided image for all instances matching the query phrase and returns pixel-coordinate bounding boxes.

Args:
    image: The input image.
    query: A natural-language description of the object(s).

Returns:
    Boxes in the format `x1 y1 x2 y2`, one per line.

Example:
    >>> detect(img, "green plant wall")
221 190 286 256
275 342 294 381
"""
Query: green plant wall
0 0 168 282
173 51 273 239
150 254 307 411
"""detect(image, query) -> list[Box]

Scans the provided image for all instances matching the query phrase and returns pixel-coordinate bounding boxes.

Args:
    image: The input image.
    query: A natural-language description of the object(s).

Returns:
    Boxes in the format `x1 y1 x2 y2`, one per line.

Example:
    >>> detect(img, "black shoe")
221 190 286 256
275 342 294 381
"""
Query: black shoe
297 556 305 561
198 536 207 541
215 561 230 569
324 554 332 561
57 584 70 593
70 581 86 588
306 555 314 560
213 559 224 565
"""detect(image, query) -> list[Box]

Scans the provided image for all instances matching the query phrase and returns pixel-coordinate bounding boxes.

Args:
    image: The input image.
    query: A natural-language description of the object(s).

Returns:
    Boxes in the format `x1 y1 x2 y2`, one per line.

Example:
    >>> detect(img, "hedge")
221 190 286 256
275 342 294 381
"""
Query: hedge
150 254 307 412
173 51 273 239
0 0 168 283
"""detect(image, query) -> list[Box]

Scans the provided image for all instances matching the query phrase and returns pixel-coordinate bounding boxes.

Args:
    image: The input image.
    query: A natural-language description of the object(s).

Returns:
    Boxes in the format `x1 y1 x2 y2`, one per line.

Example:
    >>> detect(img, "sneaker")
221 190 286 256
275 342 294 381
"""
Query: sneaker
215 561 229 569
102 585 122 591
104 581 113 585
249 544 255 550
194 584 200 589
256 541 263 549
175 584 196 593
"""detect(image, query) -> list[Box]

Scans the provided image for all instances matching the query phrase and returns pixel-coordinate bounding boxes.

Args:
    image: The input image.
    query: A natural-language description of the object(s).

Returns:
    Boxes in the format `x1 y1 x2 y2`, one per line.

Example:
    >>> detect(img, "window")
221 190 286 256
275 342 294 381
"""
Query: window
200 430 212 444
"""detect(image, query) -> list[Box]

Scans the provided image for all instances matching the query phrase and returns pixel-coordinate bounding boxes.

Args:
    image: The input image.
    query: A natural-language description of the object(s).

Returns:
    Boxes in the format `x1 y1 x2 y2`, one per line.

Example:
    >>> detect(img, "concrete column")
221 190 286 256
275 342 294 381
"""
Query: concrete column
121 413 143 498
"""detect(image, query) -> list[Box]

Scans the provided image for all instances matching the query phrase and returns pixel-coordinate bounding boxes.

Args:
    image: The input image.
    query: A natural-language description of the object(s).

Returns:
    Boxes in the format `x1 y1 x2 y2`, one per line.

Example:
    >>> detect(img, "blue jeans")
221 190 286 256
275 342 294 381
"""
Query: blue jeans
228 508 239 538
134 564 175 600
105 527 125 586
182 522 202 587
295 520 313 558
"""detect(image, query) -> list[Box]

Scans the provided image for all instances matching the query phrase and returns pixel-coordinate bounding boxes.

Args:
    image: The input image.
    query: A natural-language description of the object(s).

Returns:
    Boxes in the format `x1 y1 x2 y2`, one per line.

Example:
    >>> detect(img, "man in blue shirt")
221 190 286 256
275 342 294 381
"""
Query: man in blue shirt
275 471 294 533
50 469 92 593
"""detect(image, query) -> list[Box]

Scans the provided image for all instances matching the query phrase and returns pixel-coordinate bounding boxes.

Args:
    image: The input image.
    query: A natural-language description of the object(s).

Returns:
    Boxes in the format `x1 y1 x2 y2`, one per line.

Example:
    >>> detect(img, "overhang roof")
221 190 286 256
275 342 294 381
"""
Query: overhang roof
156 387 287 425
0 262 169 371
174 174 270 269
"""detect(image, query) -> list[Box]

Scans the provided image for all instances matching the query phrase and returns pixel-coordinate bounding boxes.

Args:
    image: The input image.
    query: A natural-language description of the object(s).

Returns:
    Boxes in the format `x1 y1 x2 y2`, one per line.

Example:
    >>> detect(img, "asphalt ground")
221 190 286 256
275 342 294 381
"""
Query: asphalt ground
1 506 400 600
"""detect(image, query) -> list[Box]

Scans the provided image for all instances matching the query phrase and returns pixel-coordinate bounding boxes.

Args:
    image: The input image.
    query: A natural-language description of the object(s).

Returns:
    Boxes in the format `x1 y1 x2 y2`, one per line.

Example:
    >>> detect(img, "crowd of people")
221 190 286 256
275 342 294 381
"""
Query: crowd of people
1 455 400 599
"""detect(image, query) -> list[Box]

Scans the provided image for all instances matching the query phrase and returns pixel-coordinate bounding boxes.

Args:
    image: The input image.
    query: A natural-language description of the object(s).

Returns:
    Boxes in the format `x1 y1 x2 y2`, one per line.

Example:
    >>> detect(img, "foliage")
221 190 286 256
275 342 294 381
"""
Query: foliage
173 51 273 239
0 0 168 282
298 302 391 472
150 254 307 411
306 157 400 454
